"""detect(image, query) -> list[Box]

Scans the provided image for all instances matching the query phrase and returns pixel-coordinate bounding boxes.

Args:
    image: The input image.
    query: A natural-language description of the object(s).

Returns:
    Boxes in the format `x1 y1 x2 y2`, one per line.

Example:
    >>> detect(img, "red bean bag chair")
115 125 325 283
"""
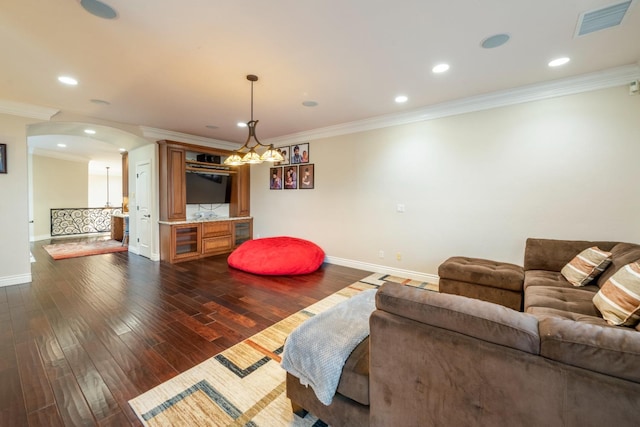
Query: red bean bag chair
227 236 325 275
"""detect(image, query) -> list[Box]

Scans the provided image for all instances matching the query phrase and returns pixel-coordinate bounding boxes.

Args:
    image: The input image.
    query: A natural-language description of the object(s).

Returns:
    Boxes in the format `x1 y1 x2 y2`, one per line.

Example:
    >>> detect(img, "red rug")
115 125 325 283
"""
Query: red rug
43 239 128 260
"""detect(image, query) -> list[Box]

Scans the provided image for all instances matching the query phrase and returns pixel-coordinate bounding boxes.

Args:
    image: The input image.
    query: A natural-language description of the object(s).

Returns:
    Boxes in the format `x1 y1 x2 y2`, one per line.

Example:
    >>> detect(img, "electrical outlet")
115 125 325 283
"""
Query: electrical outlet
396 204 405 213
378 250 384 258
396 252 402 261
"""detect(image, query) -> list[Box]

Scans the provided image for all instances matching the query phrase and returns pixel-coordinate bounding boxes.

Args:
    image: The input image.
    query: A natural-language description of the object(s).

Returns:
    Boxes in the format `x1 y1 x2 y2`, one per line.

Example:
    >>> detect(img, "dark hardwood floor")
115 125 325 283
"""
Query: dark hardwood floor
0 237 370 426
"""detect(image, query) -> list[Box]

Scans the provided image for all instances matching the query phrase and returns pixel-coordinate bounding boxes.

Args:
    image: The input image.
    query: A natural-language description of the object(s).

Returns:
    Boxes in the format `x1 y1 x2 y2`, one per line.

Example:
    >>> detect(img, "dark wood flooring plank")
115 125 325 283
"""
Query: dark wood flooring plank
59 344 121 422
27 404 65 427
14 340 56 414
1 238 372 426
49 373 96 427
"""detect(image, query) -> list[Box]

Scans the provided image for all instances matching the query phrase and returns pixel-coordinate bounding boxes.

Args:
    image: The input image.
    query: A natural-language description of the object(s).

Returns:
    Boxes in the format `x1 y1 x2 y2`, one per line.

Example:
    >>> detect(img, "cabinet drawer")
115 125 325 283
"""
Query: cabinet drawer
202 236 233 254
202 221 232 237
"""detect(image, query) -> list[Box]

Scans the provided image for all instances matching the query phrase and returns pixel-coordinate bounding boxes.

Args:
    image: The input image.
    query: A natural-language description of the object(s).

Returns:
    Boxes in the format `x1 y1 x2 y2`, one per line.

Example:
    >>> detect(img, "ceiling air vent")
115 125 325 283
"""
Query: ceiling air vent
576 0 633 36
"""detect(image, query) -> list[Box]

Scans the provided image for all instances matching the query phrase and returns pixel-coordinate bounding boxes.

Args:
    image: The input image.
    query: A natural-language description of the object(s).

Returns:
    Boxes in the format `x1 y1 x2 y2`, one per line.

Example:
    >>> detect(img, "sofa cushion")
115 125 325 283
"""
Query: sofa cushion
524 270 599 293
336 337 370 405
596 243 640 288
560 247 612 287
527 306 609 327
524 238 618 272
593 262 640 327
437 257 524 291
377 283 540 354
539 316 640 383
524 286 600 316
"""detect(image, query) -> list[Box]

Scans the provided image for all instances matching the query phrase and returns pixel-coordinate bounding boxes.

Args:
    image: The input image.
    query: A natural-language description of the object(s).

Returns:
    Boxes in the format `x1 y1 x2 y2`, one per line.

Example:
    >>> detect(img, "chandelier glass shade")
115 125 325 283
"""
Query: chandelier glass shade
224 75 284 166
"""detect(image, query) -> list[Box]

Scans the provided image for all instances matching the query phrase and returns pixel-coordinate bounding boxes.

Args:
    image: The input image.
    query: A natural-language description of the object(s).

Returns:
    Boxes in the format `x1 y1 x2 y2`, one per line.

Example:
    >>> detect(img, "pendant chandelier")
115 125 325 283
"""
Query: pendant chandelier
224 75 284 166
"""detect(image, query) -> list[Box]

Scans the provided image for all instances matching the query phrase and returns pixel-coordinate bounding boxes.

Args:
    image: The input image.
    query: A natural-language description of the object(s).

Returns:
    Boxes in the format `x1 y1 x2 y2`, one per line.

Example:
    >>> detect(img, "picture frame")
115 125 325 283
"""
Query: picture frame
283 165 298 189
269 167 283 190
290 142 309 164
0 144 6 174
299 164 314 189
276 146 290 165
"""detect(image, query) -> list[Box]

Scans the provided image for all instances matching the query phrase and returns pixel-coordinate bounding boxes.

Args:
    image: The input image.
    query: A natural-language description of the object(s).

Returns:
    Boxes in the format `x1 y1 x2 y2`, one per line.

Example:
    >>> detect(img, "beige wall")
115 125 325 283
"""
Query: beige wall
31 155 89 240
250 86 640 279
88 172 123 208
0 114 34 286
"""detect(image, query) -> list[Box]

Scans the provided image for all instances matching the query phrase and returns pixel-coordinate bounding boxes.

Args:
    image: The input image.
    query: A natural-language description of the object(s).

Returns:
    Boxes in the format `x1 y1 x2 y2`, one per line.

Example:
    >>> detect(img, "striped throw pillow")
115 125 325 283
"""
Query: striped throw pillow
593 262 640 327
561 247 612 287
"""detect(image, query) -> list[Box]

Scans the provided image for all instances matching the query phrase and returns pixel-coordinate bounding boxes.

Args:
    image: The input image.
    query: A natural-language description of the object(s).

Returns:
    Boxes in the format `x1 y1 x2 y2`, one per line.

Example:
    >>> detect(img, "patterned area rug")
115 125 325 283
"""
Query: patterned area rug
43 239 128 260
128 273 437 426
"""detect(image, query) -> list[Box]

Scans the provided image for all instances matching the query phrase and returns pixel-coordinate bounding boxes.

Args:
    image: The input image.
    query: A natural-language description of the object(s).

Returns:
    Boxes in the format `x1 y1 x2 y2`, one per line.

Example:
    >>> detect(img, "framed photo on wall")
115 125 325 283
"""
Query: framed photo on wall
290 142 309 164
269 167 283 190
299 164 314 189
283 165 298 189
276 146 290 165
0 144 6 174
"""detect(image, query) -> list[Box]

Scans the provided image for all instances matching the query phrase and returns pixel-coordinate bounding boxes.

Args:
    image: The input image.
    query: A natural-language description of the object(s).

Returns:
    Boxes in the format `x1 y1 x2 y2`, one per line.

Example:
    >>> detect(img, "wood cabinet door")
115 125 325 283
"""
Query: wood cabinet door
231 165 250 217
202 221 232 237
159 143 186 221
202 236 233 254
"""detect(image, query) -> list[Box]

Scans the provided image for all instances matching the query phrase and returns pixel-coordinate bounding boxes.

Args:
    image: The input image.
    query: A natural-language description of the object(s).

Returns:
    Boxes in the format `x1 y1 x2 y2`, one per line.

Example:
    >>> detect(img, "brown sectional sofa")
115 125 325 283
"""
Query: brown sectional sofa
286 238 640 426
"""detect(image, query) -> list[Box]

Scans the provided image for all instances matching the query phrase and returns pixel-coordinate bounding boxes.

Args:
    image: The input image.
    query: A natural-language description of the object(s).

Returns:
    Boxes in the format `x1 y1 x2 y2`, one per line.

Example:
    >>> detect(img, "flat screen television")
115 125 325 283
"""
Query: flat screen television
185 172 231 204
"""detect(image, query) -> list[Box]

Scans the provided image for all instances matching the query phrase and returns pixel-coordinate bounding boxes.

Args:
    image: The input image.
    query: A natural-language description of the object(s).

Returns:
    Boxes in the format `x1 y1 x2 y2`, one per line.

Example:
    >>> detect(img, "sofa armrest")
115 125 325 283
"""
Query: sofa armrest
539 317 640 383
524 238 618 272
376 283 540 354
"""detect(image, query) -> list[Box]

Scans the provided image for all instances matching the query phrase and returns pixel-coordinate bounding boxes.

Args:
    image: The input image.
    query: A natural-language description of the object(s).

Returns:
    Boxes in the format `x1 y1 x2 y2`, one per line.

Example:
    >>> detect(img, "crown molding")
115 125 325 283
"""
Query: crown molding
0 99 59 120
265 64 640 146
140 126 238 150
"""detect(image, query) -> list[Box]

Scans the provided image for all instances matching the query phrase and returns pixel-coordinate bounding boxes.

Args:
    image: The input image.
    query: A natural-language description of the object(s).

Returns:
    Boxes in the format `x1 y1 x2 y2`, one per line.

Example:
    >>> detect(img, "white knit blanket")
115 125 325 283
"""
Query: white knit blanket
280 289 377 405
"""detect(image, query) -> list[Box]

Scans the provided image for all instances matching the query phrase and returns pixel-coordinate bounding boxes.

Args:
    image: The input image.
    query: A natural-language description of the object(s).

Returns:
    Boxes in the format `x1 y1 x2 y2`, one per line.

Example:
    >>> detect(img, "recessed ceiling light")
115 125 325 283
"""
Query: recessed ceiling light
57 144 67 148
84 129 96 135
80 0 118 20
237 122 247 128
481 33 510 49
302 101 319 107
395 95 408 103
548 57 570 67
432 63 450 74
90 98 111 105
58 76 78 85
119 148 126 152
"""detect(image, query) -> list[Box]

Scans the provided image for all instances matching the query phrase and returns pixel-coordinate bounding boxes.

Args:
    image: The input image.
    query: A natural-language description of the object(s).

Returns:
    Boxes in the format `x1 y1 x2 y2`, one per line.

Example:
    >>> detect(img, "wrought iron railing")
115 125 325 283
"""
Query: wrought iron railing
50 207 122 237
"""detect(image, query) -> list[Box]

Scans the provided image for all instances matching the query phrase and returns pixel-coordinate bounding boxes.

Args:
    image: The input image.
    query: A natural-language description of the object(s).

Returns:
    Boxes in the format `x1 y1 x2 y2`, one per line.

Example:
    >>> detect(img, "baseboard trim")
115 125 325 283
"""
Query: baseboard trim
127 245 160 262
325 256 439 283
0 273 32 288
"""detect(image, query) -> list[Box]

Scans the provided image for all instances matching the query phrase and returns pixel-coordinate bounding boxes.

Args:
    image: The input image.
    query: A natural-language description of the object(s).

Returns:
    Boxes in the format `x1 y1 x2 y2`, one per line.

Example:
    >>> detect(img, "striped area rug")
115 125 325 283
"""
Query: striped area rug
128 273 436 426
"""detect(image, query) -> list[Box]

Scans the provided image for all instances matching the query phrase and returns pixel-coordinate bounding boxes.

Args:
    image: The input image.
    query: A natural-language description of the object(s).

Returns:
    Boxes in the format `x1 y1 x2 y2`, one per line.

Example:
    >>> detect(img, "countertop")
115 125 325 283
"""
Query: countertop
158 216 252 225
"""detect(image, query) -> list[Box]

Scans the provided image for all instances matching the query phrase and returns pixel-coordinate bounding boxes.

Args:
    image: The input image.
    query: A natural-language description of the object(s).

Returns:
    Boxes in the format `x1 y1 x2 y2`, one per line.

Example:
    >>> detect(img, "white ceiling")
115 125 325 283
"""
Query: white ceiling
1 0 639 151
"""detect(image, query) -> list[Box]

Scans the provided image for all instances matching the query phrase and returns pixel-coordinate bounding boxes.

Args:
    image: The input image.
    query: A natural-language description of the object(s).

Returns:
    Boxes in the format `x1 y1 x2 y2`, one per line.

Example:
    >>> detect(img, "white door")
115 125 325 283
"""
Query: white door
136 161 152 259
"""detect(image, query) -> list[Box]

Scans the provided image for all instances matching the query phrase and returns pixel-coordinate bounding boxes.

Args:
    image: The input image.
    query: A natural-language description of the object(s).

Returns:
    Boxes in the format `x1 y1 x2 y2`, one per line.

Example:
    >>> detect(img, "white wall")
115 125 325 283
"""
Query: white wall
250 86 640 280
0 114 33 286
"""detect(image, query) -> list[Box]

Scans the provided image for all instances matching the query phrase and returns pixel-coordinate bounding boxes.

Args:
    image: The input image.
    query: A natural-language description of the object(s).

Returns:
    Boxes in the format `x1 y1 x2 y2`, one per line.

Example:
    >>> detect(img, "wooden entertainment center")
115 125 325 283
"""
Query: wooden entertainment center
158 140 252 263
